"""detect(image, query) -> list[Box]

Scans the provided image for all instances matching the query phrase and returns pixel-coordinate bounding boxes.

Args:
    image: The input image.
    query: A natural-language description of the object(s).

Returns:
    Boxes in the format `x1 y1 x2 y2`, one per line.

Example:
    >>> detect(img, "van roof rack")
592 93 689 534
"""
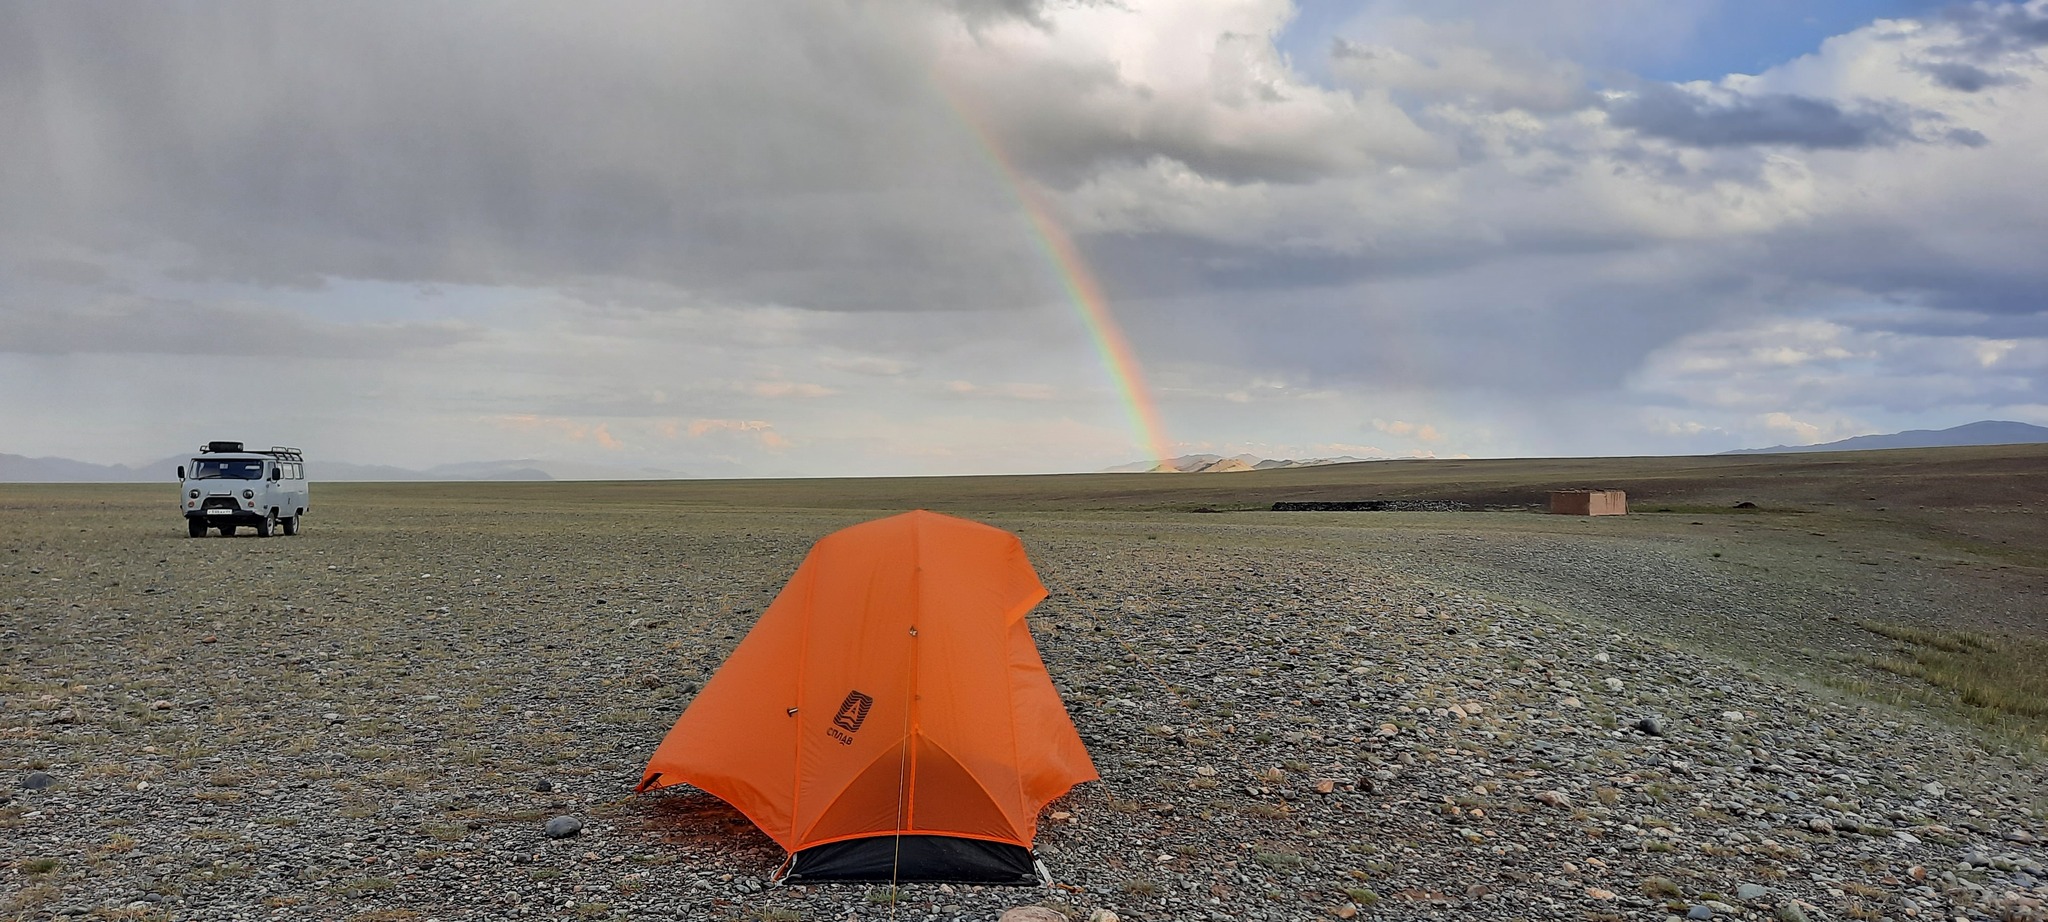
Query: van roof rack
198 442 303 462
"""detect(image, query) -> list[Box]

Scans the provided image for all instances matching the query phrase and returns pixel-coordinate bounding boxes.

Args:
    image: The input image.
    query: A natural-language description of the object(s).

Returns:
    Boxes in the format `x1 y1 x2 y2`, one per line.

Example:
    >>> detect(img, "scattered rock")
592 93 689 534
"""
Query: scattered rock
534 779 554 793
1636 716 1665 736
1603 677 1624 692
1776 903 1811 922
1686 905 1714 920
22 771 56 791
543 815 583 839
1086 910 1120 922
999 908 1065 922
1536 790 1572 808
1808 817 1834 834
1737 883 1771 901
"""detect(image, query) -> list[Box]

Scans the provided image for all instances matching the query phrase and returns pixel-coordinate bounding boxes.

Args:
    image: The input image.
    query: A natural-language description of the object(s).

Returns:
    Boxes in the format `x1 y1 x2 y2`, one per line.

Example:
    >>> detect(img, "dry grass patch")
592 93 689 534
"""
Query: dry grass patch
1860 622 2048 725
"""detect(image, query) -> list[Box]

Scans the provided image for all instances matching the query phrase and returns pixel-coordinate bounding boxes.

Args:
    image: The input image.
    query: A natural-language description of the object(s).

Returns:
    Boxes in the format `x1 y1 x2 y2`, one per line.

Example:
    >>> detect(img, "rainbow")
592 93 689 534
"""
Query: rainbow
940 88 1175 467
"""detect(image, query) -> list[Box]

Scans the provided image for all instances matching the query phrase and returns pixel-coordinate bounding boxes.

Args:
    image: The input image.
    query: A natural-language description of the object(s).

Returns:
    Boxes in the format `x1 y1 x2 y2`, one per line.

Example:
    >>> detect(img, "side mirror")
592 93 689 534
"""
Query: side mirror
177 465 186 480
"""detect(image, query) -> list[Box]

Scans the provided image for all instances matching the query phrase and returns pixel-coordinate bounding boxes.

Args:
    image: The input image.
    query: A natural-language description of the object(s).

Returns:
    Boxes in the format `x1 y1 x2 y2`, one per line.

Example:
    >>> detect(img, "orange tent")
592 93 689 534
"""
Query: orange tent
636 510 1097 883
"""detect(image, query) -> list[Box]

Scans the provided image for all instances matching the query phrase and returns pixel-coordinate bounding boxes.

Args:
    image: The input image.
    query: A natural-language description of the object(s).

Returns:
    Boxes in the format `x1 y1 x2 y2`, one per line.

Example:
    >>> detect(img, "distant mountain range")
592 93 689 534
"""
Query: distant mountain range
0 452 691 483
1724 420 2048 455
1104 453 1372 474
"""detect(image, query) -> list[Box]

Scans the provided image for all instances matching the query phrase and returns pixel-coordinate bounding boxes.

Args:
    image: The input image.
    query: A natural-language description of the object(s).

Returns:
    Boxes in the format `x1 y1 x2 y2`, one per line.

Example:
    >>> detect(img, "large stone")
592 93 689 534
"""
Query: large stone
22 771 55 791
543 815 583 839
999 909 1066 922
1737 884 1771 901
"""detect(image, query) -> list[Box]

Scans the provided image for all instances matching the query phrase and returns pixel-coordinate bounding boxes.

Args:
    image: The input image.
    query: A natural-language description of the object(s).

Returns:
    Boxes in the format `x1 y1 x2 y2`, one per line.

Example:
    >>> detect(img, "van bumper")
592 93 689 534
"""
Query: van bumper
186 510 267 525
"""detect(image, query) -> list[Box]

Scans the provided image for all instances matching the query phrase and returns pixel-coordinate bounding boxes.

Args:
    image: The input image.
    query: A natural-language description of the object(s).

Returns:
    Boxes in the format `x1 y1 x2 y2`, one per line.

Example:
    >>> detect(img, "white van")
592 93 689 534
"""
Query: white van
177 442 311 538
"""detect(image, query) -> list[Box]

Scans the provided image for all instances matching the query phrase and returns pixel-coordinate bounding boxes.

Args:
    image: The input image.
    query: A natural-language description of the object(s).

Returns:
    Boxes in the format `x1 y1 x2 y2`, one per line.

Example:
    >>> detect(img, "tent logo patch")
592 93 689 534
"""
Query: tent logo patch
832 690 875 736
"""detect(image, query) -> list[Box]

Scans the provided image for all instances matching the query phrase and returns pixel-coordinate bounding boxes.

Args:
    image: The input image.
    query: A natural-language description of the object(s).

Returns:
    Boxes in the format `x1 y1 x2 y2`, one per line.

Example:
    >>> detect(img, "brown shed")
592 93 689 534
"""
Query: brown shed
1549 489 1627 516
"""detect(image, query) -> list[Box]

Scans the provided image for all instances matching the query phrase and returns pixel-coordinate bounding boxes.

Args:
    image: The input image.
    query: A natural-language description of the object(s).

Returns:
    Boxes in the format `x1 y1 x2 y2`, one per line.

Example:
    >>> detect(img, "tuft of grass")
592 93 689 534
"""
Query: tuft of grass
18 857 61 874
1641 876 1683 899
1344 886 1380 906
1253 850 1304 870
863 886 904 905
342 876 397 896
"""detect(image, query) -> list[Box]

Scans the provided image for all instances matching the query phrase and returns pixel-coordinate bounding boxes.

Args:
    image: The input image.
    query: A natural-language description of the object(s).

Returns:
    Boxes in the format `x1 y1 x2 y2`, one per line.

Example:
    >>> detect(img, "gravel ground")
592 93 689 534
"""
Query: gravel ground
4 495 2047 922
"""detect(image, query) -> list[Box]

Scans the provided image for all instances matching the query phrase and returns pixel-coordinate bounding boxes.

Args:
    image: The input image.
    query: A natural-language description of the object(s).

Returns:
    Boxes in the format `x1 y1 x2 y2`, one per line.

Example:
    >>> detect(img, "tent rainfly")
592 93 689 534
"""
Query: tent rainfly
636 510 1097 884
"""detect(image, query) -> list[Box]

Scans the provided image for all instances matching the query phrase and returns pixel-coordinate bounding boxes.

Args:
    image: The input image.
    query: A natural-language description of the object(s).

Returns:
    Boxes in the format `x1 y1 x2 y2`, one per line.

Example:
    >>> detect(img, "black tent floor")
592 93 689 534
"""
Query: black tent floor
783 835 1038 884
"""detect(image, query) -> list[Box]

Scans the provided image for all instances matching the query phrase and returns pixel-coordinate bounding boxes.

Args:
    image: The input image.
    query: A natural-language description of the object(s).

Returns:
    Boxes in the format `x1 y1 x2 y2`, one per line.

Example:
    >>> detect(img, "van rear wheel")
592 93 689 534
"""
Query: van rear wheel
187 518 206 538
283 515 299 536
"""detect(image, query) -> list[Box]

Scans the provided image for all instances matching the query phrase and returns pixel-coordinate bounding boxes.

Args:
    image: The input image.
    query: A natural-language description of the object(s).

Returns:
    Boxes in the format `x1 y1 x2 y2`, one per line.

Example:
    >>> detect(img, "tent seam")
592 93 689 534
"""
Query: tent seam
791 554 817 846
1003 540 1035 839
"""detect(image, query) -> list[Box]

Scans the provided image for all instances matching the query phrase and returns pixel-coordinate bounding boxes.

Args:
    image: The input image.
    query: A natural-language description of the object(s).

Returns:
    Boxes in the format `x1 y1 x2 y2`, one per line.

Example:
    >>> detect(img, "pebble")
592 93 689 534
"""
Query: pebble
543 815 583 839
1737 883 1771 901
1687 905 1714 920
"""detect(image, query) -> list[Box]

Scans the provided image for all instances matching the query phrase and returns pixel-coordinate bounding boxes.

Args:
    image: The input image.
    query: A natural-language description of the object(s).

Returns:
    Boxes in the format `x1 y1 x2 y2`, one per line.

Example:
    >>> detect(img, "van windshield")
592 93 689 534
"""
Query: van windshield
191 459 265 480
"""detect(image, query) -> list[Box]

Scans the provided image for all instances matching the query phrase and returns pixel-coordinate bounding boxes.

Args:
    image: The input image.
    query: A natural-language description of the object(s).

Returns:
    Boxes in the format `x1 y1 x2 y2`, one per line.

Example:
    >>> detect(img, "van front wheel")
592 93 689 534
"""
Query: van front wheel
256 511 276 538
187 518 206 538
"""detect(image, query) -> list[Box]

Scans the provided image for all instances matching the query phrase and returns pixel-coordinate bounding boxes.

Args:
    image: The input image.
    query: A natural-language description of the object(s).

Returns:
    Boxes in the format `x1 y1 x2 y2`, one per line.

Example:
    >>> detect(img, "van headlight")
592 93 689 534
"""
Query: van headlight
242 489 255 499
189 490 200 499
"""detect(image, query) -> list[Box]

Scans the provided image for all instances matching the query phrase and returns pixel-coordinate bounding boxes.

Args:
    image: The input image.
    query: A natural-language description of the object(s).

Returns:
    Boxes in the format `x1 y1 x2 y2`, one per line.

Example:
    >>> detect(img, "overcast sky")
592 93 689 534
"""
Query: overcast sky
4 0 2044 476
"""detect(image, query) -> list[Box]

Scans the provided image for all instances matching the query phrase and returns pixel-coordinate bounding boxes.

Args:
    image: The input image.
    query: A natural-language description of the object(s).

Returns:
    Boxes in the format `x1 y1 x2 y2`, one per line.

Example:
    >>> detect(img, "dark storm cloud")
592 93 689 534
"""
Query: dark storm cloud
1937 1 2048 58
1915 59 2019 92
0 296 481 357
1758 225 2048 316
1106 249 1758 394
1605 83 1919 149
0 2 1054 312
